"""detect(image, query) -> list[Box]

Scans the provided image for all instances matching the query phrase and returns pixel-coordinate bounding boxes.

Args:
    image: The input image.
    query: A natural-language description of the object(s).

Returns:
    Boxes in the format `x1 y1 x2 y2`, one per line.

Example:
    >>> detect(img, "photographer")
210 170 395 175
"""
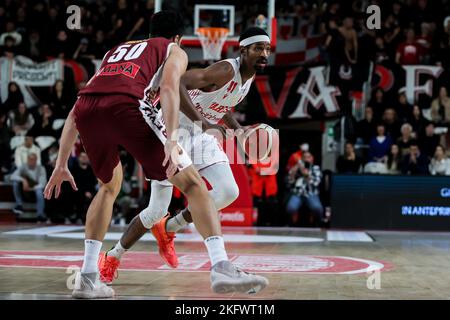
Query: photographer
285 151 324 226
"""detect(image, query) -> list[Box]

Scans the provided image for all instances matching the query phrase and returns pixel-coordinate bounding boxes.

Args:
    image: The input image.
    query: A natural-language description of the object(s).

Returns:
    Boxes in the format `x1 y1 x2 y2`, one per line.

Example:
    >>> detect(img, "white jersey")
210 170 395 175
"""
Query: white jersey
155 57 254 181
180 57 254 127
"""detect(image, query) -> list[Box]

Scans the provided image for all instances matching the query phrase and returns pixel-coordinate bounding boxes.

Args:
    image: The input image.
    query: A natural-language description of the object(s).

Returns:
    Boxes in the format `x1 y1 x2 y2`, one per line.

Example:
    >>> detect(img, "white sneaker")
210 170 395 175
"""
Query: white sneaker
210 260 269 294
72 272 115 299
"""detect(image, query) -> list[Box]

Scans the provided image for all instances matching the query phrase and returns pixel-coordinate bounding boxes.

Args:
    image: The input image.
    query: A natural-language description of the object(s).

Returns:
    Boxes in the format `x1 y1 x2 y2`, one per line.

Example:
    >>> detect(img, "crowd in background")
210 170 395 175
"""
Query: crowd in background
336 100 450 175
0 0 449 227
319 0 450 68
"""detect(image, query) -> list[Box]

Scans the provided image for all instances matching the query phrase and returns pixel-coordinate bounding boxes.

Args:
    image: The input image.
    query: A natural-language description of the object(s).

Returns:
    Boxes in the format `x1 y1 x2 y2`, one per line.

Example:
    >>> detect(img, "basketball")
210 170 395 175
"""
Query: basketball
241 123 277 162
3 0 450 307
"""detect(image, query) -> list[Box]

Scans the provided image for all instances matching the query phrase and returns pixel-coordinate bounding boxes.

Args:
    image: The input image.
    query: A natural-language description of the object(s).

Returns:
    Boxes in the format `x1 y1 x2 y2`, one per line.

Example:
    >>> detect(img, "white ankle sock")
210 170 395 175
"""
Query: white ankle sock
107 241 127 260
81 239 102 274
204 236 228 266
166 211 190 232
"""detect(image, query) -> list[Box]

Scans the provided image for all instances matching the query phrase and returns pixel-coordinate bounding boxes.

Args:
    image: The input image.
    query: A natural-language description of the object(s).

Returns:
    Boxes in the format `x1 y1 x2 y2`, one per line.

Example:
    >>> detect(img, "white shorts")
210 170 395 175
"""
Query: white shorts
157 131 229 186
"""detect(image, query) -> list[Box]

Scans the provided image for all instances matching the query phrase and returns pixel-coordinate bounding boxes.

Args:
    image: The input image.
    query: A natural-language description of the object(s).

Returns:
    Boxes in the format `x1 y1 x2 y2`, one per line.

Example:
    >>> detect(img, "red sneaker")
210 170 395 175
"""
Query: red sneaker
151 215 178 268
98 252 120 285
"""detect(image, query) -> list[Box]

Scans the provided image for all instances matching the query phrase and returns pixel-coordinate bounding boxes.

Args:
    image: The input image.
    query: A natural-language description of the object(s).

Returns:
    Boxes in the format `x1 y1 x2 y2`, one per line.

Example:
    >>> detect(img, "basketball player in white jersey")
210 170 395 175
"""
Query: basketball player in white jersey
99 27 272 293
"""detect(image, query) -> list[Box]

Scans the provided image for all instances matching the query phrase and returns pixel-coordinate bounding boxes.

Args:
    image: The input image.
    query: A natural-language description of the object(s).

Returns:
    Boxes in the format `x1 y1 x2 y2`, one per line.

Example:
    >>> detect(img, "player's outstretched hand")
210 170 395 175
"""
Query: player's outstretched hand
44 166 78 199
163 140 183 178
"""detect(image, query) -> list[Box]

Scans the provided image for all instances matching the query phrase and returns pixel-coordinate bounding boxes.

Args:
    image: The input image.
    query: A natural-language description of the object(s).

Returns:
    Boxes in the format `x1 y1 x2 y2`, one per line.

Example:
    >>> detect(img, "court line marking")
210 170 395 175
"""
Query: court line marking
4 226 378 243
0 250 391 274
326 231 374 242
45 232 325 243
2 226 84 235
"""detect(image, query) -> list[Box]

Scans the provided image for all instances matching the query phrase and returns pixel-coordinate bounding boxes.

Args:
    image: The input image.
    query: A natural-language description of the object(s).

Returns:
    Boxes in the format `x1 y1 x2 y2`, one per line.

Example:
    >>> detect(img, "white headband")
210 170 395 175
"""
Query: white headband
239 35 270 47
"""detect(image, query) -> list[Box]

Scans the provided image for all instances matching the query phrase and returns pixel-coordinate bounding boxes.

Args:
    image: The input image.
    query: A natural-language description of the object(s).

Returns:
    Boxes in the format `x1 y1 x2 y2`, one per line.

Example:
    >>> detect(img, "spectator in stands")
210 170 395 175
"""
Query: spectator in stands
320 2 340 33
358 21 377 65
125 0 154 40
49 80 73 119
43 143 74 223
0 111 12 175
42 142 59 173
109 0 134 42
14 6 27 34
382 108 401 140
0 21 22 46
3 82 24 114
338 16 358 65
408 105 428 136
396 28 422 65
28 2 49 36
416 22 432 64
323 18 342 65
419 122 441 159
24 29 45 61
430 86 450 124
11 153 47 221
46 6 65 42
429 145 450 175
382 14 402 58
73 37 96 61
336 142 362 173
91 30 109 59
368 124 392 163
395 93 413 123
286 151 323 226
368 88 386 121
357 106 377 144
402 141 429 175
435 18 450 69
374 36 390 63
52 30 72 59
397 123 414 156
386 144 402 174
71 152 97 224
356 106 377 145
28 104 55 137
9 102 35 136
1 35 17 58
14 135 41 168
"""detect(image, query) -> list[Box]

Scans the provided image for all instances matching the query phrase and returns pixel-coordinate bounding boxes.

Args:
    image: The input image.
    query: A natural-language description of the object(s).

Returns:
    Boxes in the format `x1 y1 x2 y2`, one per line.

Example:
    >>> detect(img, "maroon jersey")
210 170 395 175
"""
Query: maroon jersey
79 37 173 100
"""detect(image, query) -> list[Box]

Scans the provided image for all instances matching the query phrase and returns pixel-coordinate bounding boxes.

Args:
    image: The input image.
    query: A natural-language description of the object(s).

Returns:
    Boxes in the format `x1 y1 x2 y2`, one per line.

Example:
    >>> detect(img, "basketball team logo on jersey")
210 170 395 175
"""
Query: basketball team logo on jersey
97 61 140 79
186 58 253 125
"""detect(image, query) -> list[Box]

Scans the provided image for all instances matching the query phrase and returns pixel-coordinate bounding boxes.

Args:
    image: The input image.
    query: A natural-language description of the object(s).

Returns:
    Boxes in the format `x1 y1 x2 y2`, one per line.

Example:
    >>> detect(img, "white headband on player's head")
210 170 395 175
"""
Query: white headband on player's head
239 35 271 47
239 27 270 47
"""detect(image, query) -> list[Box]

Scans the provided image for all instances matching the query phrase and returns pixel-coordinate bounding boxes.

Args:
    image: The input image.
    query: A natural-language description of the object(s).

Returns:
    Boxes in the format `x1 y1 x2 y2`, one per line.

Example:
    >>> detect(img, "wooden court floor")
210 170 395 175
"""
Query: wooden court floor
0 224 449 300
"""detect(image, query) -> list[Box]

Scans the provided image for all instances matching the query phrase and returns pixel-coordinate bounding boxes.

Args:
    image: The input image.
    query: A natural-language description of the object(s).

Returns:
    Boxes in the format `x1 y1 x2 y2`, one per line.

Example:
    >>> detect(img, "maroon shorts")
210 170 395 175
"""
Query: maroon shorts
73 94 172 183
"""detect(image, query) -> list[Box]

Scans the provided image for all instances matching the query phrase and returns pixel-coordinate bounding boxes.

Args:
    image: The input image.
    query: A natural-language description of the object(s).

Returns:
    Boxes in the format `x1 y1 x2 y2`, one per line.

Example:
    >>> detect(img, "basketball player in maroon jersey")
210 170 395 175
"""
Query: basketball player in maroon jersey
98 28 273 294
44 11 268 298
